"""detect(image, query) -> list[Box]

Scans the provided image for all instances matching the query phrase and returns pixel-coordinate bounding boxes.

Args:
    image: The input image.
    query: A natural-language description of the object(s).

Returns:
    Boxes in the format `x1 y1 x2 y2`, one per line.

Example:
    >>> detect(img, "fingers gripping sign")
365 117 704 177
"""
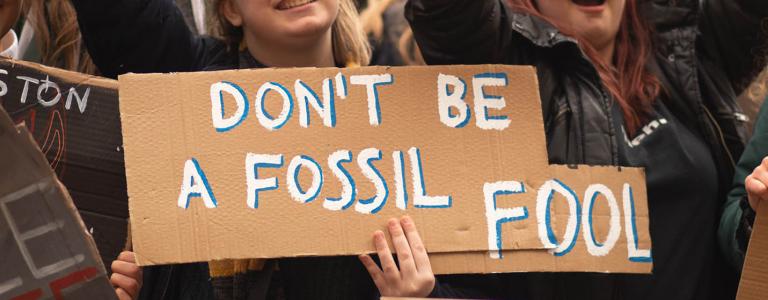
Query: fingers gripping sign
359 216 436 297
110 251 142 300
746 157 768 211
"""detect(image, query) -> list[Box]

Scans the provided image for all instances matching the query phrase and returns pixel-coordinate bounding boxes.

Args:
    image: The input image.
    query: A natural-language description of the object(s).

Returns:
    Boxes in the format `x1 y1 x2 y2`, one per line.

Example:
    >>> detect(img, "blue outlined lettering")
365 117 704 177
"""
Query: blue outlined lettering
287 155 324 203
254 81 293 130
393 150 408 210
582 184 621 257
622 184 652 262
355 148 388 214
350 74 394 126
324 150 356 211
536 179 580 256
245 154 284 209
335 72 348 99
177 158 217 209
324 78 336 127
437 73 471 128
472 72 510 130
483 181 528 259
210 81 249 132
295 79 336 128
409 147 452 208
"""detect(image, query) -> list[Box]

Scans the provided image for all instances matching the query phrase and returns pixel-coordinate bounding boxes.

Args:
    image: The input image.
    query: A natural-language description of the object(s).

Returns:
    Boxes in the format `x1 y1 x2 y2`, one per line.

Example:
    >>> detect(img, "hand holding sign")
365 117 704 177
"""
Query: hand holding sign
119 65 652 274
110 251 142 300
359 216 435 297
746 157 768 211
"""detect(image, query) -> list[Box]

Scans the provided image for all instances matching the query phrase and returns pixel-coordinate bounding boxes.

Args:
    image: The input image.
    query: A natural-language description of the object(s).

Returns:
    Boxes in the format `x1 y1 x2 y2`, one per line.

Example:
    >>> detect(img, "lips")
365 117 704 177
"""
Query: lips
277 0 317 10
571 0 606 6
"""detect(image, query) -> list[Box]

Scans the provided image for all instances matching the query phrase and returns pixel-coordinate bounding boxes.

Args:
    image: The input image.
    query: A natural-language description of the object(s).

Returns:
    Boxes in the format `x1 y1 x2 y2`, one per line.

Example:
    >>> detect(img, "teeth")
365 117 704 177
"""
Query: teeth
278 0 316 9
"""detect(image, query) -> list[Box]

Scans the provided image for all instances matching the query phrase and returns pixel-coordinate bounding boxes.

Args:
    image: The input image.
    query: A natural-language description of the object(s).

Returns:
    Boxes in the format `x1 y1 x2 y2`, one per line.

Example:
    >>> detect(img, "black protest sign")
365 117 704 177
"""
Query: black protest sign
0 59 126 269
0 106 116 300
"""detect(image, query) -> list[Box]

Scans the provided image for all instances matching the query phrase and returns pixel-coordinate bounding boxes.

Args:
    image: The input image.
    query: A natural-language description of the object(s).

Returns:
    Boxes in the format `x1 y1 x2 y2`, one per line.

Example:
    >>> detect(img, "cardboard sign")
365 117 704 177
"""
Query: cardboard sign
737 203 768 299
120 65 652 274
0 59 127 270
0 106 116 300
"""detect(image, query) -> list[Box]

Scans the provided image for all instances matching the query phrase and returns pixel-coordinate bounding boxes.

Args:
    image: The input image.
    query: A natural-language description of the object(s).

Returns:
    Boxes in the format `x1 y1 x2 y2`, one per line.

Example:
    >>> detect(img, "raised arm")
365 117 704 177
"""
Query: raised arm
698 0 768 93
71 0 227 78
719 100 768 270
404 0 517 65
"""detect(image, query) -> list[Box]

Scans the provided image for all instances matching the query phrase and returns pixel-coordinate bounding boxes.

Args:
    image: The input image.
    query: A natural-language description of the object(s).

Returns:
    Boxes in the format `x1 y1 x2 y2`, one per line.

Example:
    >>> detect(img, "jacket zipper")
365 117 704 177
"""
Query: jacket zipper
702 105 737 169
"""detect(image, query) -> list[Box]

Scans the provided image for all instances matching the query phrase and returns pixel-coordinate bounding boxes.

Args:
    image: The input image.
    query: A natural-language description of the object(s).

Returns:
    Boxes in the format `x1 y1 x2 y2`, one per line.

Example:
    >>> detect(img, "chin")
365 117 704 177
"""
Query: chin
579 29 614 50
280 19 333 38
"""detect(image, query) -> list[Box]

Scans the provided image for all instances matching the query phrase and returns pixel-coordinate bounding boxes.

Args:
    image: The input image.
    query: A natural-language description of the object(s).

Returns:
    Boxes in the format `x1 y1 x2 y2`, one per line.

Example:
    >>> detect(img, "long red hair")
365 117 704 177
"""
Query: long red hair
508 0 660 135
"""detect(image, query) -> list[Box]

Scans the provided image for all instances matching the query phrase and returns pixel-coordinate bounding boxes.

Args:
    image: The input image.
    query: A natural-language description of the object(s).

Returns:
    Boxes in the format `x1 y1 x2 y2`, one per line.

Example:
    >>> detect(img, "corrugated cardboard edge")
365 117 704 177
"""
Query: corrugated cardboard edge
737 203 768 299
117 64 541 266
117 64 537 79
0 57 117 89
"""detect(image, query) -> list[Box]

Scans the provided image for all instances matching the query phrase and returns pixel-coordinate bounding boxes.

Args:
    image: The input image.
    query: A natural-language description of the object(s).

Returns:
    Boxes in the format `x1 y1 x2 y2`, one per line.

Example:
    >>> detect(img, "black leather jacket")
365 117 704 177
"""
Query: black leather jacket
72 0 765 298
406 0 766 299
408 0 764 187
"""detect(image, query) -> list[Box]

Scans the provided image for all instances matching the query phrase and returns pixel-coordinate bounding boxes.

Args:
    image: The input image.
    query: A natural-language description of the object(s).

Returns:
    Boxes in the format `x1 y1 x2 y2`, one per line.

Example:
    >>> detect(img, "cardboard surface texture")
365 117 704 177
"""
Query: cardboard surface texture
0 58 127 270
120 65 652 274
429 165 651 275
0 106 116 299
737 203 768 299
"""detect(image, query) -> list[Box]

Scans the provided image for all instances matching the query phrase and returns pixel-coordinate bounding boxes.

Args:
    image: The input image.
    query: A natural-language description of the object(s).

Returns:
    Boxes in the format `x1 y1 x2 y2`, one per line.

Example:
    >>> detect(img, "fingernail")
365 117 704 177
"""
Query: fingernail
401 216 412 224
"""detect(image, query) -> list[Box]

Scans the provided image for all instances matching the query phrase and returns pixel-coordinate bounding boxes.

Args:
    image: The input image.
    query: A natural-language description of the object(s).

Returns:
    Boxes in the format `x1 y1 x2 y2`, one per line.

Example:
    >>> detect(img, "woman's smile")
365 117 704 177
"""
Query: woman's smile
572 0 608 13
276 0 318 11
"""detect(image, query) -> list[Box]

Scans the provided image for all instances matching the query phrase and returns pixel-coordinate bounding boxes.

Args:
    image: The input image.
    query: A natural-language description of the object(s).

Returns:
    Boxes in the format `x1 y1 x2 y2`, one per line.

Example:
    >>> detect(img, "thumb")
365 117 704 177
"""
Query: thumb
746 175 767 210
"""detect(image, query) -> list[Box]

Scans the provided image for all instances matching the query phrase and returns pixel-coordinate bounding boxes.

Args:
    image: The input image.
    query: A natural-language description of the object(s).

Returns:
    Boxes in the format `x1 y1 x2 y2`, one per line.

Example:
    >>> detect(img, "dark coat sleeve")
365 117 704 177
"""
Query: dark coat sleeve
719 98 768 271
404 0 517 65
426 274 506 299
71 0 226 78
698 0 768 94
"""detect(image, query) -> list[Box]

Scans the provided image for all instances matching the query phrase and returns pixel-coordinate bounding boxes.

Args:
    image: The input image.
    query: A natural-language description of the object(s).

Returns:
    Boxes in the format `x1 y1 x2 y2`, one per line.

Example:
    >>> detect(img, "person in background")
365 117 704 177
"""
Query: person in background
719 96 768 273
359 0 423 66
71 0 375 299
360 0 403 66
0 0 21 58
1 1 140 299
360 0 767 299
0 0 95 73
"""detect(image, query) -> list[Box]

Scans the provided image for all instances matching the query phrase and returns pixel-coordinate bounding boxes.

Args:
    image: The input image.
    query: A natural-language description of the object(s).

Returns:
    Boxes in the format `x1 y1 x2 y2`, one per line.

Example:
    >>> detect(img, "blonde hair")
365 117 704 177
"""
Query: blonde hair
24 0 96 74
213 0 370 67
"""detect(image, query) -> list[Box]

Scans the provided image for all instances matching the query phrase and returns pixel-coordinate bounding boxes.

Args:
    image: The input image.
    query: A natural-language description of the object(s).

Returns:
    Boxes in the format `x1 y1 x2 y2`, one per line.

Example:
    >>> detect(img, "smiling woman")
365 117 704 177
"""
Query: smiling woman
213 0 370 68
71 0 374 299
217 0 340 67
277 0 319 10
399 0 767 298
508 0 659 136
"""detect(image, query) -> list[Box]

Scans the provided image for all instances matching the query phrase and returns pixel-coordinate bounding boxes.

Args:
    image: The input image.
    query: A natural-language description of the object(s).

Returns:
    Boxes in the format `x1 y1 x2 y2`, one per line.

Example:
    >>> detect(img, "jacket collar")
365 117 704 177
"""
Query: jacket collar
238 50 267 69
237 50 345 69
507 1 699 49
507 11 577 48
